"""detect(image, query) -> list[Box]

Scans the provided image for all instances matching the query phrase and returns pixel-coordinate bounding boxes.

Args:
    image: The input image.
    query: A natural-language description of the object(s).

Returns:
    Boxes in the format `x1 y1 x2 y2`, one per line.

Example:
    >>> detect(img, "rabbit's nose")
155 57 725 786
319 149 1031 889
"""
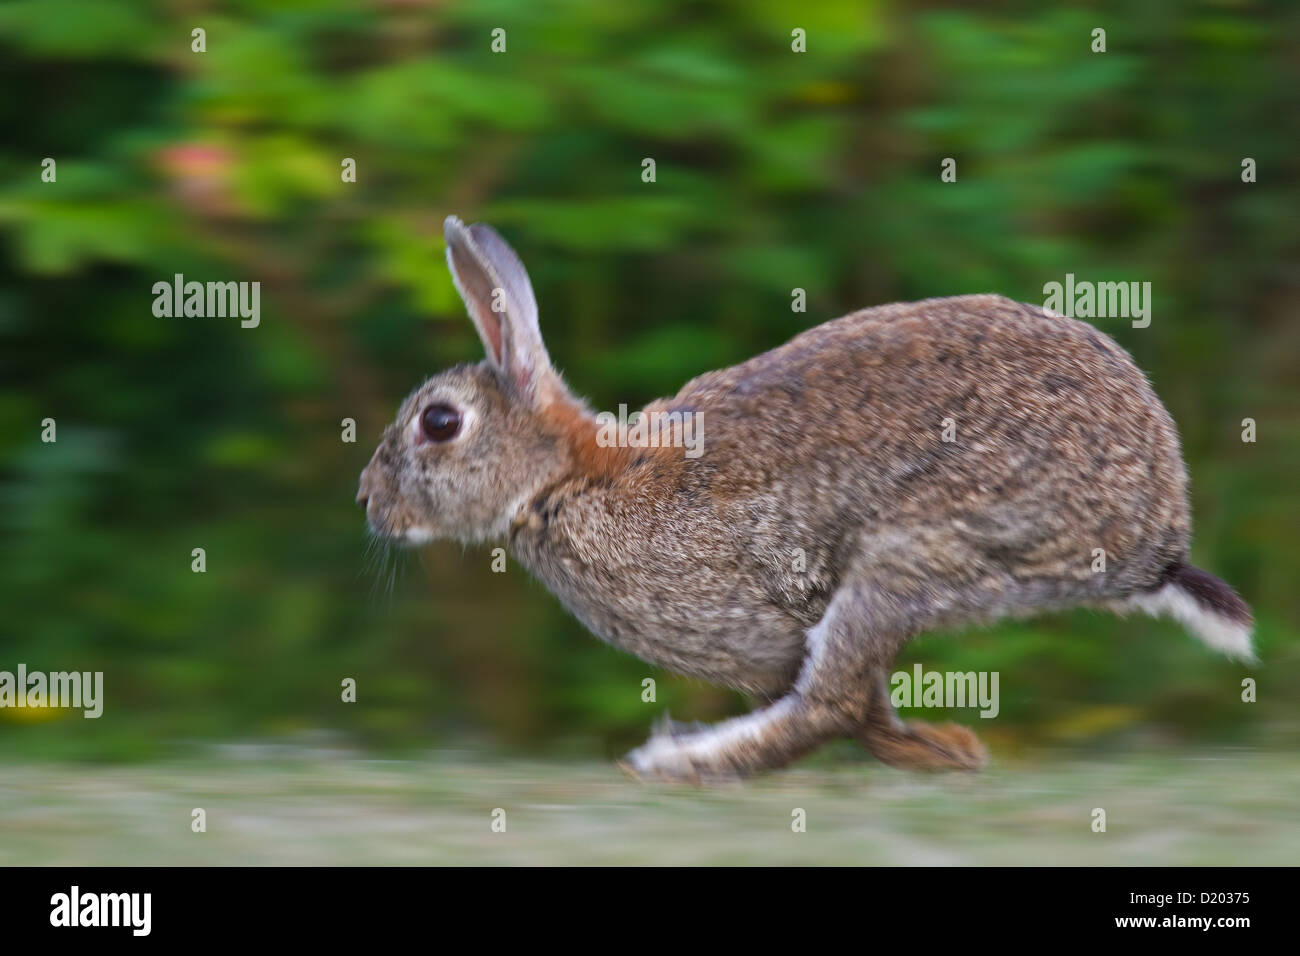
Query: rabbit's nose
357 446 390 511
356 465 377 509
356 478 373 510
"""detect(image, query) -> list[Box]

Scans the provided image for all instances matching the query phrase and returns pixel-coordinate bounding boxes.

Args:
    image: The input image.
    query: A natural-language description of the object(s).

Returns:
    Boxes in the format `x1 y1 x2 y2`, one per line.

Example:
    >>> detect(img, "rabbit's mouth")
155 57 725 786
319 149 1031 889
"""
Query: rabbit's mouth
356 482 430 545
362 502 432 545
357 450 432 543
392 524 435 545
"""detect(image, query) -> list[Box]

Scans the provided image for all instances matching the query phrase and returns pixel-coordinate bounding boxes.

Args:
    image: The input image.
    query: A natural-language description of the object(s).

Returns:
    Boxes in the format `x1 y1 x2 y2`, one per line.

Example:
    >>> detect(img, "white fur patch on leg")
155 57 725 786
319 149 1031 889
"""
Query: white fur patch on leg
623 697 800 782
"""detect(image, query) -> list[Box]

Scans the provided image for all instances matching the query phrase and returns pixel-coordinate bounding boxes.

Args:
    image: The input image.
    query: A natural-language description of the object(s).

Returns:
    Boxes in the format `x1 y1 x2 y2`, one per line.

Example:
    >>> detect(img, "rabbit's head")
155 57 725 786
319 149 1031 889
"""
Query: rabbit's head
357 217 583 544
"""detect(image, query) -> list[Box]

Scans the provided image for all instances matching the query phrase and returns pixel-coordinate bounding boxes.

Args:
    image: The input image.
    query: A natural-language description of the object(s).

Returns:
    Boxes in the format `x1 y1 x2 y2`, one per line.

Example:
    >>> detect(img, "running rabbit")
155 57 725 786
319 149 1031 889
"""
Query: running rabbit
356 217 1253 782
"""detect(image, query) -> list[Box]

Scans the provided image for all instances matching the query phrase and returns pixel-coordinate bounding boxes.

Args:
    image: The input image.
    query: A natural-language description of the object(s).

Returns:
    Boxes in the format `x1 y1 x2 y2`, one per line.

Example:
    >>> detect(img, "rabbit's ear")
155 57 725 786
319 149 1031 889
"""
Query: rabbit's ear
444 216 552 402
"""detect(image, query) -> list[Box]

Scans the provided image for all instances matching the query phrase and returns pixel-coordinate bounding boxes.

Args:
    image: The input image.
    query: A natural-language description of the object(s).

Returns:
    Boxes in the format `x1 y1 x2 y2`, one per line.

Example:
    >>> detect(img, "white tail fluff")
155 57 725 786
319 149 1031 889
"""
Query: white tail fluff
1120 580 1256 662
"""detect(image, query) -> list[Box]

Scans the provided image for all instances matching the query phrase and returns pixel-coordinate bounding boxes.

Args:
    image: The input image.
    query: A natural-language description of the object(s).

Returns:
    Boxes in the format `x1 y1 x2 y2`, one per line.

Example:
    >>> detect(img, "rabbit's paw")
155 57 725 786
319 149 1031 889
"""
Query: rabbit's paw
617 729 743 786
860 720 988 772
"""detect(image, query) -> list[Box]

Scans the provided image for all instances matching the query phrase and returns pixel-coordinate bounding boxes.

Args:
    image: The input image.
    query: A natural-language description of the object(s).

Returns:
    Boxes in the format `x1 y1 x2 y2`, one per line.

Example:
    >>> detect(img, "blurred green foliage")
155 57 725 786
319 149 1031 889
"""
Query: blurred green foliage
1 0 1296 760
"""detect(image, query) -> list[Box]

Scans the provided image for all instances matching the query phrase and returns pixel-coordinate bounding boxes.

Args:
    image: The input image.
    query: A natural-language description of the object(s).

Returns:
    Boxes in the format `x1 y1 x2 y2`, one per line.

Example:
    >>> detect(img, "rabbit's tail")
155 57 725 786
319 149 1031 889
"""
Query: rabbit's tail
1119 562 1255 661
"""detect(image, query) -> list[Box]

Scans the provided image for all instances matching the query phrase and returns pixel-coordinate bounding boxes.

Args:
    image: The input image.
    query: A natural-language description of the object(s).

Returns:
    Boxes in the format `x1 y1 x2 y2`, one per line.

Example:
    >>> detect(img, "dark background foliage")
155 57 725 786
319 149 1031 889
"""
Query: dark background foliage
1 0 1296 761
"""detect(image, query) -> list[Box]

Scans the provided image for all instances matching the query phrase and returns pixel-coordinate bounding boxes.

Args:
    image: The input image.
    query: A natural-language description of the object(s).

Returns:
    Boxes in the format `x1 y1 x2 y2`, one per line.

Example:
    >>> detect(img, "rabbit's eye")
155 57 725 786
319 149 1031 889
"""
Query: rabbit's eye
420 403 462 443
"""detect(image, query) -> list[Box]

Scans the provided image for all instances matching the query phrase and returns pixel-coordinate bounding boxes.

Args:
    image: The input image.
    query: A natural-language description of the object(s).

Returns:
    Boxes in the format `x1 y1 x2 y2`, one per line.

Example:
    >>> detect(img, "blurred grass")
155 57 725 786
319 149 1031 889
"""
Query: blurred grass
2 746 1297 865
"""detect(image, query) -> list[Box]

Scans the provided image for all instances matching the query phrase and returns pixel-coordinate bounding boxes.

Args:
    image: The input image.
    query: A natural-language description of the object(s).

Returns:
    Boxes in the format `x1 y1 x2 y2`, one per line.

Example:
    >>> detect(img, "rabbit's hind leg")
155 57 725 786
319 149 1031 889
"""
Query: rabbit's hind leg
793 583 985 770
620 584 913 783
792 572 990 771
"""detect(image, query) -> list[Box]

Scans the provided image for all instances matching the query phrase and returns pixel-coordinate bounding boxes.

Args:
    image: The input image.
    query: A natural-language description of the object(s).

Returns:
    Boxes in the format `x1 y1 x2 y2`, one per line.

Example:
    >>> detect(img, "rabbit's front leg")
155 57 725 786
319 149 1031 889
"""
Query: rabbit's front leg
619 692 842 784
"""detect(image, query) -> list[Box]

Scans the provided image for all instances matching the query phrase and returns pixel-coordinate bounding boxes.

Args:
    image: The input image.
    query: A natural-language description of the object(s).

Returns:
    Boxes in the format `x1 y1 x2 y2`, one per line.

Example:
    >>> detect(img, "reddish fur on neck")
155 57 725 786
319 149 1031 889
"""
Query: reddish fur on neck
538 378 675 482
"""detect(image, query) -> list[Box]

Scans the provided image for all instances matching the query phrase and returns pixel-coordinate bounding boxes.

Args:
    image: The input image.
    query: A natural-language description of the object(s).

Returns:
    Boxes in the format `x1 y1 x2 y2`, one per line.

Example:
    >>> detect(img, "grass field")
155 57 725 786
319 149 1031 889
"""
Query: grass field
2 745 1295 865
